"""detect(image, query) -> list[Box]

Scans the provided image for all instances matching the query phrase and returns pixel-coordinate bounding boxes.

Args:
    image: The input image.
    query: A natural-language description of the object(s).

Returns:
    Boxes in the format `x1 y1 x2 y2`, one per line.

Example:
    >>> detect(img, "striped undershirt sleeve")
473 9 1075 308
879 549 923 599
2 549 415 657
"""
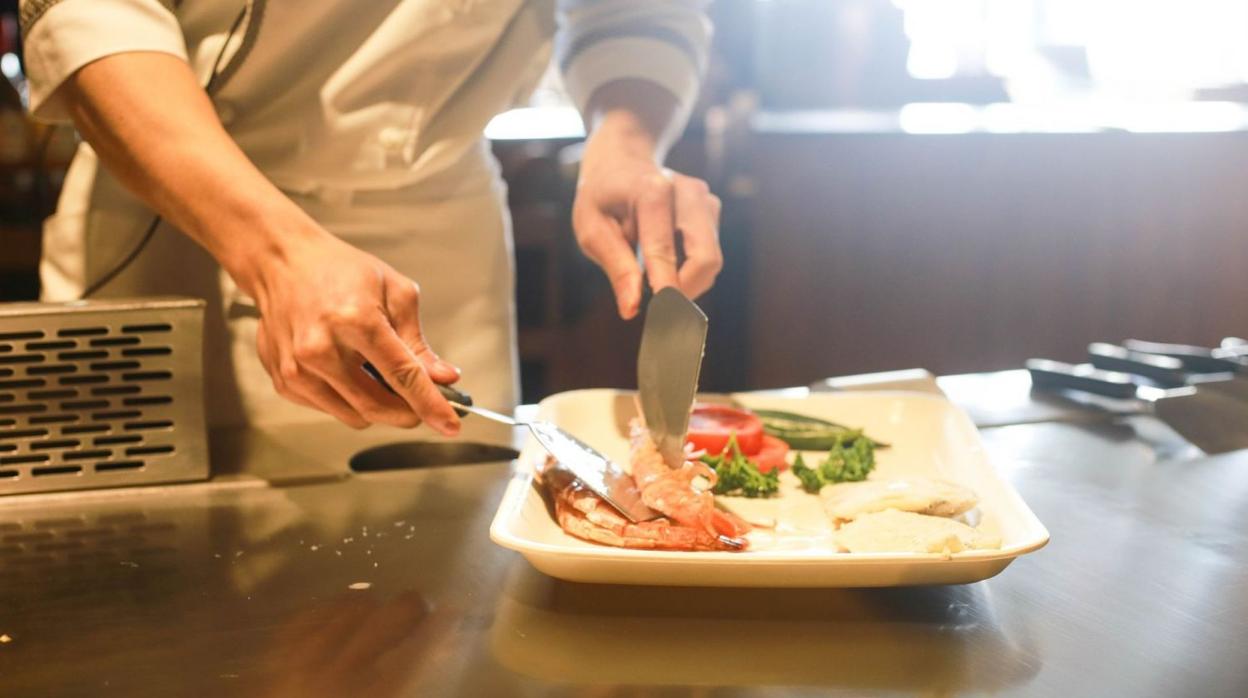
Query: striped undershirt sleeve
556 0 712 117
19 0 188 121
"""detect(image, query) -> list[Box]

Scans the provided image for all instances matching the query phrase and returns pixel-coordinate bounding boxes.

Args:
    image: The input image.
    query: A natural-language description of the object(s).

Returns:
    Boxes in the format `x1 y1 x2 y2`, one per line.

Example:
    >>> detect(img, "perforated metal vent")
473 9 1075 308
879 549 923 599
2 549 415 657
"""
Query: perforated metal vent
0 298 208 495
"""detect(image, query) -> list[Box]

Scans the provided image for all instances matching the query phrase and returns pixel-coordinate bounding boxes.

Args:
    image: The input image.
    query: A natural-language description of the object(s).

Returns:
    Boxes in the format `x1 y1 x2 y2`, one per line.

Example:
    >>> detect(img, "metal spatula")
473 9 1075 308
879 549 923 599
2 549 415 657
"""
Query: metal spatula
637 287 709 467
364 362 663 521
441 390 659 522
362 363 659 523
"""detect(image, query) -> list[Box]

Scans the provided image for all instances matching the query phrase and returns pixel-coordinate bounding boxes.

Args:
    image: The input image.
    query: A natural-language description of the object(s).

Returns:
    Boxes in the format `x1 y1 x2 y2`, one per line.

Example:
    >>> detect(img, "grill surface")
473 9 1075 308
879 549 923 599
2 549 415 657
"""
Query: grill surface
0 298 208 494
0 509 181 594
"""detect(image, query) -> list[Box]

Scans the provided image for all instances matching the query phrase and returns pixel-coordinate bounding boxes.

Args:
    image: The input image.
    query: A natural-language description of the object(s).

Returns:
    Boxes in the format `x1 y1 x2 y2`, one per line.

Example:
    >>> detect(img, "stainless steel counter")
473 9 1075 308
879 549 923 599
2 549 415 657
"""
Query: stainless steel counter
2 374 1246 697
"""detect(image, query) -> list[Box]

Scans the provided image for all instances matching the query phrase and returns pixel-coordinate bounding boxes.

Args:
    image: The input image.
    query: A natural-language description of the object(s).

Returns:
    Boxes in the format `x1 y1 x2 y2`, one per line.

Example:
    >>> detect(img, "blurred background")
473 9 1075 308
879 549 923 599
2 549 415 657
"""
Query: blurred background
3 0 1248 402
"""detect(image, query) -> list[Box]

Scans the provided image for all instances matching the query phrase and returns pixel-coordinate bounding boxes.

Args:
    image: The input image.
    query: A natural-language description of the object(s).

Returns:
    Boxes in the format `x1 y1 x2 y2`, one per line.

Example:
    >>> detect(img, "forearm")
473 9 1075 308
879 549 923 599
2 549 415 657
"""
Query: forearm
585 79 683 161
61 51 317 292
53 52 460 432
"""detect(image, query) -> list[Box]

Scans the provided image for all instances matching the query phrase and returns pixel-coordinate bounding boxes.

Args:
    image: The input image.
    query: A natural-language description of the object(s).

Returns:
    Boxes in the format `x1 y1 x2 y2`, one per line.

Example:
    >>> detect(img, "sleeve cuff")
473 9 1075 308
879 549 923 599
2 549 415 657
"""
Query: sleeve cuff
23 0 188 122
561 36 703 116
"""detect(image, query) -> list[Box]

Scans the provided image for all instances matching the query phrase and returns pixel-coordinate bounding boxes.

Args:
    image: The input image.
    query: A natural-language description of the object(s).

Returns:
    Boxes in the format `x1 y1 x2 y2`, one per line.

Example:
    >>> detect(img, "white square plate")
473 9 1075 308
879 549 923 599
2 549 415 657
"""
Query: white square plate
489 389 1048 587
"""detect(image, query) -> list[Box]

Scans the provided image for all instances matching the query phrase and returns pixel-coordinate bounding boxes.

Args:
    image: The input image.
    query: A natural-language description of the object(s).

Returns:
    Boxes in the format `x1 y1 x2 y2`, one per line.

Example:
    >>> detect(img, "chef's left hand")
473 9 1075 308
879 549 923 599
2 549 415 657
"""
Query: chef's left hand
573 114 723 320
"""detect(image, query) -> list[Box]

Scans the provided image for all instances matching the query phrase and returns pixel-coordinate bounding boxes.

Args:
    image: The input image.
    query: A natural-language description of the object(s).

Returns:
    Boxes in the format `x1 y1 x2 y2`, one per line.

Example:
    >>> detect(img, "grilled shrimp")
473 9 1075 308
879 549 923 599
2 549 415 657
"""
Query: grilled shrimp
539 461 744 552
628 420 751 539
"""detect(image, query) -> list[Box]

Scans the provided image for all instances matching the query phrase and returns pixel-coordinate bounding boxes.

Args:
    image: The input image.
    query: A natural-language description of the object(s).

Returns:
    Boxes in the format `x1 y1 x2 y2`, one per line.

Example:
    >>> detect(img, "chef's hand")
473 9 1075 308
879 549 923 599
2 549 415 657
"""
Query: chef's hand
58 53 460 433
573 88 723 320
239 229 462 433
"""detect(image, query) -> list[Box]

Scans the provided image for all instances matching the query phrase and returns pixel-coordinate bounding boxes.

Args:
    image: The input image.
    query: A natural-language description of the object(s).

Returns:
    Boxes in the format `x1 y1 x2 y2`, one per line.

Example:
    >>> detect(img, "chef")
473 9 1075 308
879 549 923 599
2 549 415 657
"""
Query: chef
19 0 722 435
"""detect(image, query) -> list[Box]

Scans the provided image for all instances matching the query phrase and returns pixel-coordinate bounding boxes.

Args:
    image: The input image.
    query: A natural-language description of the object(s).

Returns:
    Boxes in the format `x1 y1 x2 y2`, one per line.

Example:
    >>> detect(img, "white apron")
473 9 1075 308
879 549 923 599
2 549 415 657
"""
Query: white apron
40 0 558 427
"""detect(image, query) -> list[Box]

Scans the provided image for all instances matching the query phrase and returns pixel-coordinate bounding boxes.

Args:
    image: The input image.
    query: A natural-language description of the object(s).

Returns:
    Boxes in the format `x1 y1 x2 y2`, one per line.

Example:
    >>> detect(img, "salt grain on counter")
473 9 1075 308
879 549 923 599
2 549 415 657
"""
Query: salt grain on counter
348 582 372 590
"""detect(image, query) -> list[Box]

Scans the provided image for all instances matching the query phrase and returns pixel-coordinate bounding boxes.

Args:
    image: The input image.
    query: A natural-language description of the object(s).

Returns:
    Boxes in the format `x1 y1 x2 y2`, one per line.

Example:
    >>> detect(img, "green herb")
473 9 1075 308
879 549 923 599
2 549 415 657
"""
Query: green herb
791 452 824 494
701 434 780 498
754 409 889 450
790 431 877 494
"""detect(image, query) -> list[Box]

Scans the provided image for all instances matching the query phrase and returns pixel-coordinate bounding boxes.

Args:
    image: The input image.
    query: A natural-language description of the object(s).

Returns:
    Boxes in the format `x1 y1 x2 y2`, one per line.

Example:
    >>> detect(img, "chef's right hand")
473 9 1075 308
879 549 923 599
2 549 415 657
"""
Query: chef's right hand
55 53 459 433
237 228 462 433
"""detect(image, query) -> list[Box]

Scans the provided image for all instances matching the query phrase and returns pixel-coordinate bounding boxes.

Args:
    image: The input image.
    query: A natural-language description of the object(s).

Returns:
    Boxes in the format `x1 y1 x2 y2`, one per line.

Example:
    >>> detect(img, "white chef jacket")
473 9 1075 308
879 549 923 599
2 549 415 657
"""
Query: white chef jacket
19 0 710 427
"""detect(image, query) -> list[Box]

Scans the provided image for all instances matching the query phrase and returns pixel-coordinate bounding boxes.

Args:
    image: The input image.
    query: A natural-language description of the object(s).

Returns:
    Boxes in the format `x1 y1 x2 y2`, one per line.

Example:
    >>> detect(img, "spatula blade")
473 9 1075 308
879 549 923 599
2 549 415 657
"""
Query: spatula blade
527 422 659 522
637 288 709 468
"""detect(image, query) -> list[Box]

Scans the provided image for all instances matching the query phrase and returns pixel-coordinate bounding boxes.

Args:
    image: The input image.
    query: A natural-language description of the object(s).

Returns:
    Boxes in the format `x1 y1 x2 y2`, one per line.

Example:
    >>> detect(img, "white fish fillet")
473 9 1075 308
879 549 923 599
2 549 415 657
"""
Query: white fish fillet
821 478 978 522
835 510 1001 556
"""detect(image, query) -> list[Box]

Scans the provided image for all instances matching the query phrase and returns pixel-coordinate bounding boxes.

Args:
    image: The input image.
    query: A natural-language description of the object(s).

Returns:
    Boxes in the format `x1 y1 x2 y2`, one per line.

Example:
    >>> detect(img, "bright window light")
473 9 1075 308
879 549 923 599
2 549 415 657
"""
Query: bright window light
893 0 1248 99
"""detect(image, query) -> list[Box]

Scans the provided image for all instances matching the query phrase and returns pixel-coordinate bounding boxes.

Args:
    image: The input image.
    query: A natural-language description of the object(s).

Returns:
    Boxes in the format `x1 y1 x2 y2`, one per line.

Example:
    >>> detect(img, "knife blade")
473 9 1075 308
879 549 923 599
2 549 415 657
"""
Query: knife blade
637 287 709 468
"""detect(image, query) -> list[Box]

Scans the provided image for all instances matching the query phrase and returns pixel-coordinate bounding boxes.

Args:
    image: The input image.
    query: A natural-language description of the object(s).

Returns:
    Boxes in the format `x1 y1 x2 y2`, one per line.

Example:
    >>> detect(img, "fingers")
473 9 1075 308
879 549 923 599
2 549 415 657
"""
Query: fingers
282 314 425 429
574 167 722 315
383 274 461 385
575 211 644 319
246 231 469 432
636 173 680 294
257 321 369 429
339 314 462 436
297 380 371 430
255 283 461 432
673 176 723 299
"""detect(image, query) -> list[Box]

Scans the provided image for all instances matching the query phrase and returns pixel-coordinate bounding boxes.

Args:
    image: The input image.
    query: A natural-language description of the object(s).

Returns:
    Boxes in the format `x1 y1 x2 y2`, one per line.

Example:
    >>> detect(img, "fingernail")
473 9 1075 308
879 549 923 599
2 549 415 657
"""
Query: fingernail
621 289 639 318
435 359 461 377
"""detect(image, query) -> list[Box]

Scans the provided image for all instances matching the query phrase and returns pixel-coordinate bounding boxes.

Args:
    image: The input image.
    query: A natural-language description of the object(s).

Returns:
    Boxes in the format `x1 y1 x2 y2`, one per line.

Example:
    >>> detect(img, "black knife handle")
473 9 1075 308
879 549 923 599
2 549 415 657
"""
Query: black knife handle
437 383 473 411
1089 343 1189 387
361 362 473 415
1026 359 1138 399
1123 339 1244 374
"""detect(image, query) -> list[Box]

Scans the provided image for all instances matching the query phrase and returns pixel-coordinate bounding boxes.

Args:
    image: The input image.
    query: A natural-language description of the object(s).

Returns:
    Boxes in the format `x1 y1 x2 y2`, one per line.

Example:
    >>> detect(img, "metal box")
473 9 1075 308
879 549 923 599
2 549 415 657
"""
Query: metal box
0 298 209 495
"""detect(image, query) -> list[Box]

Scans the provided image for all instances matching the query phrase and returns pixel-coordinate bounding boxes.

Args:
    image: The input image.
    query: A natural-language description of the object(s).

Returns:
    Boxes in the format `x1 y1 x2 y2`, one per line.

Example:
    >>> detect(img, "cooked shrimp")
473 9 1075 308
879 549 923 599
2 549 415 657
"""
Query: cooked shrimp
628 419 751 539
539 461 744 552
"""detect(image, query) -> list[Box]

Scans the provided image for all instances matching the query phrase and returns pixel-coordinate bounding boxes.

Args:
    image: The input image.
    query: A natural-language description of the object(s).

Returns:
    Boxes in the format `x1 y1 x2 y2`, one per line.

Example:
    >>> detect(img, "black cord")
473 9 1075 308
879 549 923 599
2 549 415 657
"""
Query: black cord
82 7 247 299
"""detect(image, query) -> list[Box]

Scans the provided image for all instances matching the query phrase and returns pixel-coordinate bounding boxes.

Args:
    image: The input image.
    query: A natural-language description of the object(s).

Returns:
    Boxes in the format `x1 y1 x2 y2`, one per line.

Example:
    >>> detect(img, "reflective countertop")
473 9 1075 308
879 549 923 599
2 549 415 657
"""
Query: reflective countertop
2 373 1246 697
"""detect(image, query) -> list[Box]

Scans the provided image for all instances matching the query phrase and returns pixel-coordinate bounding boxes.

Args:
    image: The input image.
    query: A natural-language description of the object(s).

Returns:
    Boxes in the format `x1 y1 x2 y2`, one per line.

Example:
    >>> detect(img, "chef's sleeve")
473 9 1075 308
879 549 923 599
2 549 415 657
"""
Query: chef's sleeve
556 0 711 120
18 0 188 121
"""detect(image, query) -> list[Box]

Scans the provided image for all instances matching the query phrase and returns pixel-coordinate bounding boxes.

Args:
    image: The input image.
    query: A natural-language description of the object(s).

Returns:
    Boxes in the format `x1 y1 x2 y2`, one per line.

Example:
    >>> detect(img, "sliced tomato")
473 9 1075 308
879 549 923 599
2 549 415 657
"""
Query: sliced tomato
686 403 764 455
753 434 791 473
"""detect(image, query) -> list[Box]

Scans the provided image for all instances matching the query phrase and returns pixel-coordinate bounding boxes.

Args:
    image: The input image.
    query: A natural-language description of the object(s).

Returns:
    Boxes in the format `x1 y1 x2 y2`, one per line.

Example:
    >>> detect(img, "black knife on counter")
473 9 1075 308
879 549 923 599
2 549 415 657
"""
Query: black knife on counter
1026 358 1248 454
1092 341 1248 403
